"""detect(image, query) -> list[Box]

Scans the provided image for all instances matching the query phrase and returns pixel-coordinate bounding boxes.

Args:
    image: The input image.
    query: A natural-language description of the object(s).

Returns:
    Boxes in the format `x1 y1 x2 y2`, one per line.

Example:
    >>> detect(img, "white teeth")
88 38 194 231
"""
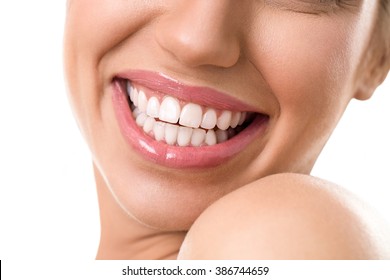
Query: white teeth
217 110 232 130
153 121 165 141
132 107 141 119
138 90 148 113
128 84 253 146
132 88 139 106
205 130 217 146
136 112 148 127
159 97 181 124
127 82 133 99
201 109 217 130
230 112 241 129
146 97 160 118
179 103 203 128
165 123 179 145
191 129 206 147
177 127 193 147
216 129 228 143
238 112 247 126
143 117 156 134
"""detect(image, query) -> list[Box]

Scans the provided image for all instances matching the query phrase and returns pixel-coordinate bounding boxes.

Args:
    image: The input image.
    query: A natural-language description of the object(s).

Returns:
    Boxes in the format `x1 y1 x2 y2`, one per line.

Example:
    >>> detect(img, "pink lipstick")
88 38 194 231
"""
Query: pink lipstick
111 70 268 169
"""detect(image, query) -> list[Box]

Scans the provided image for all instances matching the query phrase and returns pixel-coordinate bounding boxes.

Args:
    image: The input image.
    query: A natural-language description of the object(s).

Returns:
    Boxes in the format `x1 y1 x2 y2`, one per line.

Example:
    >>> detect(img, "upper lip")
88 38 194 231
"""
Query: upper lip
115 70 266 113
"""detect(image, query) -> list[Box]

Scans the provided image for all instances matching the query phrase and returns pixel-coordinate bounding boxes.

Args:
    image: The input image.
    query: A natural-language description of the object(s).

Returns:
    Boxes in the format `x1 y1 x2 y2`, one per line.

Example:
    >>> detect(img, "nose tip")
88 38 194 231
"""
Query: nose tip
155 1 242 68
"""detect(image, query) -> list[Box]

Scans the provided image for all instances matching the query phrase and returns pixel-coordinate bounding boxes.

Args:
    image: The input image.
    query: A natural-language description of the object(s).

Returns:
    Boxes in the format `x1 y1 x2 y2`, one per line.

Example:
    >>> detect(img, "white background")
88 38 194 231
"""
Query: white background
0 0 389 273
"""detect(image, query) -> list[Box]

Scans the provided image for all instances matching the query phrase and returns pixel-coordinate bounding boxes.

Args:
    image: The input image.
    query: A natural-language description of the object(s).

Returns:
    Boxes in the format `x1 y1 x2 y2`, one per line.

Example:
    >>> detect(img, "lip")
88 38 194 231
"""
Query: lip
111 70 269 169
116 70 262 112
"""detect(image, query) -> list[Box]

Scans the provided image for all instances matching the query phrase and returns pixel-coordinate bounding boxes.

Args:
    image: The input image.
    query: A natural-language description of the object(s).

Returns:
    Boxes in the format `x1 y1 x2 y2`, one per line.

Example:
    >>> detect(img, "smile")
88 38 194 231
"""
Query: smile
128 81 254 147
111 70 269 169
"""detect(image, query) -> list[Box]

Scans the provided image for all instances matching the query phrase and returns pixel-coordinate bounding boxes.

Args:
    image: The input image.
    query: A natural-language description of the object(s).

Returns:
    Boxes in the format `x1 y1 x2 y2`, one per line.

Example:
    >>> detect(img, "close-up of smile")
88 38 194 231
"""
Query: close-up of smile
58 0 390 261
111 71 269 169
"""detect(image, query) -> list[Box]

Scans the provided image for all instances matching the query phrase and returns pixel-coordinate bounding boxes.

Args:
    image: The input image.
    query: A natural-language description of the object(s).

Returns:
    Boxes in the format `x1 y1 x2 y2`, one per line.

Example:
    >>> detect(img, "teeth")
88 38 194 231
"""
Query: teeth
132 107 141 119
201 109 217 130
177 127 193 147
146 96 160 118
230 112 241 129
143 117 156 134
165 123 179 145
238 112 247 126
136 113 148 127
127 84 253 146
138 90 148 113
131 87 139 106
153 121 165 141
191 129 206 147
159 97 181 124
216 129 228 143
205 130 217 146
217 110 232 130
127 82 134 101
179 103 202 128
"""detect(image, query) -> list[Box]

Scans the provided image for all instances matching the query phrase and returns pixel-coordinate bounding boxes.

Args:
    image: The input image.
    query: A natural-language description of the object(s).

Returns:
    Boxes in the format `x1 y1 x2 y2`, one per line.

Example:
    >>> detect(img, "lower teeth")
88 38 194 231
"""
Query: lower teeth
130 104 245 147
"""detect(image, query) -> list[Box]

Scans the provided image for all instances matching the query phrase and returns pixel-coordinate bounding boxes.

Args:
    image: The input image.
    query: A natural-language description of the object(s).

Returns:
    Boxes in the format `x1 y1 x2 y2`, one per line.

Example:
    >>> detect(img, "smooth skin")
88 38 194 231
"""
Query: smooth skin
178 174 390 259
64 0 390 259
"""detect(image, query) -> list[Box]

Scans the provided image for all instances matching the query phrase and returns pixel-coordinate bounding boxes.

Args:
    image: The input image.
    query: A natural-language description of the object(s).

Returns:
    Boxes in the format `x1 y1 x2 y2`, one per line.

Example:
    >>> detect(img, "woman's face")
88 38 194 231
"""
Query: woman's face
64 0 379 230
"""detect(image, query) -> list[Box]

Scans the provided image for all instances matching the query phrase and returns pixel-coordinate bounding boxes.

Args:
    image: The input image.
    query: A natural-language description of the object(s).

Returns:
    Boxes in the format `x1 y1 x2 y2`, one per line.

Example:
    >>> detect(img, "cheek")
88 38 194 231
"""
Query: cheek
64 0 163 90
65 1 157 59
249 14 357 120
64 0 162 141
243 12 364 173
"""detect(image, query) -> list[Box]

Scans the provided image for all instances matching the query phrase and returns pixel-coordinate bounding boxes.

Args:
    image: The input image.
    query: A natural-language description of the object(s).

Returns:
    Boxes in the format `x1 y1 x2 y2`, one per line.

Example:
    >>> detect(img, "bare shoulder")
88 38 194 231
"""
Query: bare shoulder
178 173 390 259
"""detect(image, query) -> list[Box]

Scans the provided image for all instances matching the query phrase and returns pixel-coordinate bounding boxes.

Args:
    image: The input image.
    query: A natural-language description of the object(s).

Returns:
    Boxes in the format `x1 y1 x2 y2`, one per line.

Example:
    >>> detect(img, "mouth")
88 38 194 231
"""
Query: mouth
128 80 256 146
111 70 269 169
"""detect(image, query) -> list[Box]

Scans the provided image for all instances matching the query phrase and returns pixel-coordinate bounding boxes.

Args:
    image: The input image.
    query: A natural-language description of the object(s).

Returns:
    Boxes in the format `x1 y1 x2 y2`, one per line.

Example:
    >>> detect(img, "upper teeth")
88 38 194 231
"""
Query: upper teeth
127 81 248 146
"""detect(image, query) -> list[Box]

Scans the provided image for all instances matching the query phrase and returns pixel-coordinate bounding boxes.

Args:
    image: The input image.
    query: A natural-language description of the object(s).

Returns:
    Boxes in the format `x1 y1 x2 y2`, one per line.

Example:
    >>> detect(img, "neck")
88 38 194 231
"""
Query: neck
94 165 186 260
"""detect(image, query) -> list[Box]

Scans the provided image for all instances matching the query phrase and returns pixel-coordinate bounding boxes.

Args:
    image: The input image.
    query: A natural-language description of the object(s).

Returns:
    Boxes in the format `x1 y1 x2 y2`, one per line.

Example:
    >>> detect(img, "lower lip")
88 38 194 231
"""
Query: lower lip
111 80 268 169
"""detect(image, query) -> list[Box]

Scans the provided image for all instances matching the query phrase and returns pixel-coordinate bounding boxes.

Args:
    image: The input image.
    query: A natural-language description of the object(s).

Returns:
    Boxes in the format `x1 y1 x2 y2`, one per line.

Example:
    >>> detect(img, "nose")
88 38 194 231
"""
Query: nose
155 0 242 68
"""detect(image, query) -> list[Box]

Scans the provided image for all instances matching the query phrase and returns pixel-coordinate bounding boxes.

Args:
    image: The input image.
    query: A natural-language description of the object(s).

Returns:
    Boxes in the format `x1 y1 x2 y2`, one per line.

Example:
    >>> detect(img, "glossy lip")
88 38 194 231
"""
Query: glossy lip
111 71 269 169
116 70 262 112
